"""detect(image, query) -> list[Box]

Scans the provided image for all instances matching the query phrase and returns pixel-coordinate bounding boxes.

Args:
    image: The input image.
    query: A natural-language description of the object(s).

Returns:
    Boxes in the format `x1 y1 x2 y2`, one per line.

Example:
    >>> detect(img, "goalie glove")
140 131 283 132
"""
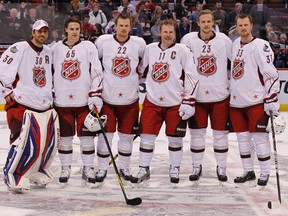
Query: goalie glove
84 112 107 132
263 93 280 116
178 98 195 120
266 113 286 134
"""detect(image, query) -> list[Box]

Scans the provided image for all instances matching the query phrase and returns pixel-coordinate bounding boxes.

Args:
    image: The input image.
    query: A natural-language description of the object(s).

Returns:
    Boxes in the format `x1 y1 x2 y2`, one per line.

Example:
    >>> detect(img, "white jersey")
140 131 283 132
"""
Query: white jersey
0 41 52 110
181 32 232 103
140 42 199 107
230 38 279 108
52 40 103 107
95 34 146 105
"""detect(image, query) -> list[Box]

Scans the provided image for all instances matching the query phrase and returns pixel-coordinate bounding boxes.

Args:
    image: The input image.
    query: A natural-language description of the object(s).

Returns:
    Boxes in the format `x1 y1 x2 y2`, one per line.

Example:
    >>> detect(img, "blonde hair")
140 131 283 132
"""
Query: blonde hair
199 9 215 20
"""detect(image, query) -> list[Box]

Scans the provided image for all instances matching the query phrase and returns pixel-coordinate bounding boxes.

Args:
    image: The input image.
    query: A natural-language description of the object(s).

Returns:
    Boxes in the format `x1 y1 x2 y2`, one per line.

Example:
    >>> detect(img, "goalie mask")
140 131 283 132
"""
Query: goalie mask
266 114 286 134
84 112 107 132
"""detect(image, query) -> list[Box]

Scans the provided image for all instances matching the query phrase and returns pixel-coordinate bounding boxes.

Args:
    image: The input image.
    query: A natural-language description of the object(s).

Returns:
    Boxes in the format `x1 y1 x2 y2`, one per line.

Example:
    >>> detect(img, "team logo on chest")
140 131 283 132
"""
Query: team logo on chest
197 55 217 77
33 67 46 87
152 62 169 82
112 57 131 77
62 60 81 80
232 59 244 80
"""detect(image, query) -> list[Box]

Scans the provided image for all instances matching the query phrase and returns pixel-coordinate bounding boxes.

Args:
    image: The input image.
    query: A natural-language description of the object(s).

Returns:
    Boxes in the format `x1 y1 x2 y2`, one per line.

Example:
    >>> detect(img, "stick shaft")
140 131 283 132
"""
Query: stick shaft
94 107 141 205
270 111 282 204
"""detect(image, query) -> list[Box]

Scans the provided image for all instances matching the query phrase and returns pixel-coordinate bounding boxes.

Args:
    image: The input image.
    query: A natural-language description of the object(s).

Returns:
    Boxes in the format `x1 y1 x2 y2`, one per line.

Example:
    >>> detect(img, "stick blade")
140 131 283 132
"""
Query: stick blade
126 197 142 206
267 200 282 209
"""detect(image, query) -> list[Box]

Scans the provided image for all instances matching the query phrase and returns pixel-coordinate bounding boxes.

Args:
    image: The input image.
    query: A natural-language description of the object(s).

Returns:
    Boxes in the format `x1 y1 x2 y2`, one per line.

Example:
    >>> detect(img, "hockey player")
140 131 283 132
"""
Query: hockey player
230 14 281 186
94 13 146 183
181 10 232 183
51 17 103 184
0 20 59 192
131 19 199 184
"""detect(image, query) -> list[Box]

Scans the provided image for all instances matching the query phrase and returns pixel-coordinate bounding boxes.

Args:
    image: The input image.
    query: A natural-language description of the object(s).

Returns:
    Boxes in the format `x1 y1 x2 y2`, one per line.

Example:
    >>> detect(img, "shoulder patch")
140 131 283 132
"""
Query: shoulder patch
263 44 270 52
10 45 18 53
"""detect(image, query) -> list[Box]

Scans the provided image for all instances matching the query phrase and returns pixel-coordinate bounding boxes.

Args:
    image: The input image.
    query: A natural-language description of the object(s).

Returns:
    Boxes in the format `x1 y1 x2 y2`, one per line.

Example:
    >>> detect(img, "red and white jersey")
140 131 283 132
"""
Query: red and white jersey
181 32 232 103
140 42 199 107
0 41 52 110
95 34 146 105
51 40 103 107
230 38 279 108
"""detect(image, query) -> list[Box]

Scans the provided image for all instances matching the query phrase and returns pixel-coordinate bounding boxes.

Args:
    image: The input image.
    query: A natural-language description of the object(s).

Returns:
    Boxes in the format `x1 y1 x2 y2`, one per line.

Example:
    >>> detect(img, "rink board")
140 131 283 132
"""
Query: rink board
1 69 288 111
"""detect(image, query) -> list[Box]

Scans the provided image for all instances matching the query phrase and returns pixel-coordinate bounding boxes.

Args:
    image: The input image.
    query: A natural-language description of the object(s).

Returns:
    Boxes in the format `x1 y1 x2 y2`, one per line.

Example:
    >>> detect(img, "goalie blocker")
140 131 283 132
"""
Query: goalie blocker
3 109 60 190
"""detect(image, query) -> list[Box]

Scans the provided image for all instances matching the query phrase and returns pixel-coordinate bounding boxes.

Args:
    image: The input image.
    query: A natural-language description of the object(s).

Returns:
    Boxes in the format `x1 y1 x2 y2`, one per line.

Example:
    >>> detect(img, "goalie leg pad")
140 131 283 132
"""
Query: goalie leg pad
4 109 59 189
37 109 59 180
3 146 30 190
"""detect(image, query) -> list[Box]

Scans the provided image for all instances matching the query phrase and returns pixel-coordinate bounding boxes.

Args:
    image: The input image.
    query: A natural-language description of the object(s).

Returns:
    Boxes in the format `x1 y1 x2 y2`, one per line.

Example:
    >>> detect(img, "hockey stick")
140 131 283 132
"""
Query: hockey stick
94 106 142 206
267 111 282 209
108 134 140 165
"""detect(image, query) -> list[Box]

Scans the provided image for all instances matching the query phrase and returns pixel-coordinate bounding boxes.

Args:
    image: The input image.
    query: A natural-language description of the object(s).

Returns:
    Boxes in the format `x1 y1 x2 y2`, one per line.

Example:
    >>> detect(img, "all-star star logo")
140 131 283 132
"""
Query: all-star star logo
68 94 74 100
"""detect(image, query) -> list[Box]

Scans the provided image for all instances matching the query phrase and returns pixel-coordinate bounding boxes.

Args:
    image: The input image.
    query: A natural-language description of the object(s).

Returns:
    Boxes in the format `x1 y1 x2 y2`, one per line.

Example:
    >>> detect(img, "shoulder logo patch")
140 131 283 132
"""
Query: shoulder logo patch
263 44 270 52
10 46 18 53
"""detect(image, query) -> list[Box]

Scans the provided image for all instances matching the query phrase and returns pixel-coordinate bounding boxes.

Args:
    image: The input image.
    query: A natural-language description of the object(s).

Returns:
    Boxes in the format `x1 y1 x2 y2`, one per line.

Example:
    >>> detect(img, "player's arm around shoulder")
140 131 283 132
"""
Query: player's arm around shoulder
50 40 63 62
50 40 62 52
180 32 194 43
179 44 196 67
133 36 146 57
95 34 111 57
180 44 199 89
218 32 233 60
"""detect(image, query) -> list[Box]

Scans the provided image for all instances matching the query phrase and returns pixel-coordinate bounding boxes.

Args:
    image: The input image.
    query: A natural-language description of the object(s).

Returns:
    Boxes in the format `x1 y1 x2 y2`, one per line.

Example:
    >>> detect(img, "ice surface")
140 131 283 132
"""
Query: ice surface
0 111 287 216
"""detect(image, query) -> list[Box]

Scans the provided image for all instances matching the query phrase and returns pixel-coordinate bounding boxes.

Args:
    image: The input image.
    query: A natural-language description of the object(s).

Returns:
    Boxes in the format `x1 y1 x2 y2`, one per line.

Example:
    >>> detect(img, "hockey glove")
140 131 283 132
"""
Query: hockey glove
178 98 195 120
88 96 103 113
266 113 286 134
263 93 280 116
84 112 107 132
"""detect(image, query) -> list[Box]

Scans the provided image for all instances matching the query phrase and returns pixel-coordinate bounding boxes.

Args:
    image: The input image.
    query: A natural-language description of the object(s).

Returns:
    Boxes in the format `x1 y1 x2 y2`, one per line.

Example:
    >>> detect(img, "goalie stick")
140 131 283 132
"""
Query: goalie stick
108 134 140 165
94 106 142 206
267 110 282 209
